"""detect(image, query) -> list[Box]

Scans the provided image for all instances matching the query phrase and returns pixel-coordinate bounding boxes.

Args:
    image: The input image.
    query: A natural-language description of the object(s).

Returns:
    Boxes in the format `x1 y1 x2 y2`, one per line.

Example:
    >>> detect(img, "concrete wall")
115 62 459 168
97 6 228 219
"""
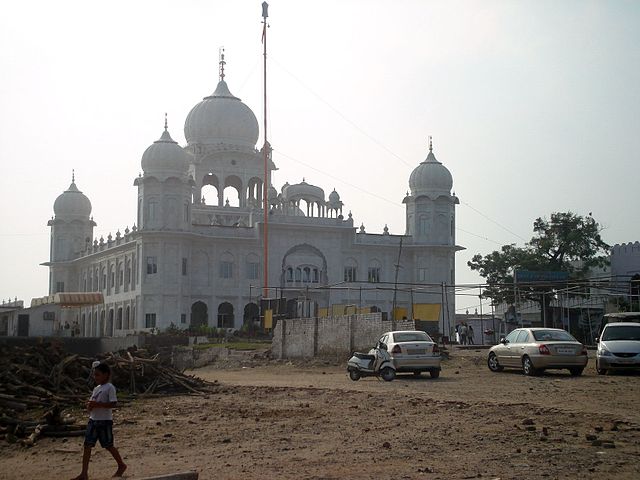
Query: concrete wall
0 335 143 356
272 313 415 359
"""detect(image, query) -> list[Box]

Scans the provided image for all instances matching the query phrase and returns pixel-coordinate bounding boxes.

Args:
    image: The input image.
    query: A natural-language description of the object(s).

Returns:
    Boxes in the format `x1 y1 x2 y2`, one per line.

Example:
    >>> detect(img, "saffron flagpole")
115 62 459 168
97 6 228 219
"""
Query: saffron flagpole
261 2 270 300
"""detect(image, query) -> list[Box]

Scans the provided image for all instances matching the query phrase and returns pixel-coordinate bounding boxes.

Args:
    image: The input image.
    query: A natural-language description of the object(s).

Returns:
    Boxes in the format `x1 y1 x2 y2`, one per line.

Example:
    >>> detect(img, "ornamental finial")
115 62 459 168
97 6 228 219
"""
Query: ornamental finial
219 47 226 81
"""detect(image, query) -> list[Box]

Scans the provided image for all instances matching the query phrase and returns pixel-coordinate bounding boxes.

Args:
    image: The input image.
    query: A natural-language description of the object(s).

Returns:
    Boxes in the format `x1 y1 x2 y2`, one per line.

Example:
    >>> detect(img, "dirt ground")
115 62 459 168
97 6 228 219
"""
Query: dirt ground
1 349 639 480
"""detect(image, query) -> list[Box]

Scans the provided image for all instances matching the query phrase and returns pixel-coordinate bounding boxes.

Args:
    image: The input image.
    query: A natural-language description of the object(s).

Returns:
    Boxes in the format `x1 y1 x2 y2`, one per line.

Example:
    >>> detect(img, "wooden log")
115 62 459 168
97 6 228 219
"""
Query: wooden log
41 429 86 437
0 399 28 411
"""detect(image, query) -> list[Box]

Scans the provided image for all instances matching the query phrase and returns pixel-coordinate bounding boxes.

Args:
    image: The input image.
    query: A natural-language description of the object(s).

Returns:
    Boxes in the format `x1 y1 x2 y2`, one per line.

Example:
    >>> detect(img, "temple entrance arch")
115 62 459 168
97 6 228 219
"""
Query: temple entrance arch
190 301 208 329
218 302 234 329
243 303 259 327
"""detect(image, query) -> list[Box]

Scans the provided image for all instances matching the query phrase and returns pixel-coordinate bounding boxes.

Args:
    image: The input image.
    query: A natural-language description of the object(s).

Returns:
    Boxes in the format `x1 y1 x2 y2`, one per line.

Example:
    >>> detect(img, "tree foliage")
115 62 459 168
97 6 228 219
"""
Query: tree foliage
468 212 609 307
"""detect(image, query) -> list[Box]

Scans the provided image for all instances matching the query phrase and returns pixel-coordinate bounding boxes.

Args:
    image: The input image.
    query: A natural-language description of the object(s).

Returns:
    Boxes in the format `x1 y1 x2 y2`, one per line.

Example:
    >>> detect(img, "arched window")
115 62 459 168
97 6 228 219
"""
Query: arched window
101 267 107 290
419 216 428 235
344 258 358 283
246 254 260 280
286 267 294 283
202 173 220 206
303 267 311 283
147 200 157 221
125 306 131 330
219 252 234 279
312 268 319 283
368 260 382 283
223 175 242 207
295 267 302 283
116 307 123 330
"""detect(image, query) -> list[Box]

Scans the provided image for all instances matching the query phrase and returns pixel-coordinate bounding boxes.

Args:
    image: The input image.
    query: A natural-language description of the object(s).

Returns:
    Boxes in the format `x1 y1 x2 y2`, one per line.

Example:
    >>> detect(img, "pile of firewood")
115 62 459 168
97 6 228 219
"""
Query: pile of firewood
0 342 215 445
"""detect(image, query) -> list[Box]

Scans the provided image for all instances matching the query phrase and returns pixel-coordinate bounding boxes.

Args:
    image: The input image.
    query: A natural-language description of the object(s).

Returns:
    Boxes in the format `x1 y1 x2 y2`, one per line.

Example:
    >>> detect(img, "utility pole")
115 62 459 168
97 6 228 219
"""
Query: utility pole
479 285 484 345
261 2 270 300
391 236 404 329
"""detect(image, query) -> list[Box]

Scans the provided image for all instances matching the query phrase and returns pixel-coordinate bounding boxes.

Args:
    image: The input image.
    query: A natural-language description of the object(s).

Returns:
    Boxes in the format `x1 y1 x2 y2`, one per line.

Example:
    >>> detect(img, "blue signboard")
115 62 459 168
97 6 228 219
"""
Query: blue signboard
515 270 569 283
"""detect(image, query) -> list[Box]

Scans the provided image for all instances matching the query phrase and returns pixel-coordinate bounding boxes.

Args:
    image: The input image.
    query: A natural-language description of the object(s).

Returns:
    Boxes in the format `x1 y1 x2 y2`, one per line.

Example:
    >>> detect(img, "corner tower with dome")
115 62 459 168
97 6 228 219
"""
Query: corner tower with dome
42 59 462 338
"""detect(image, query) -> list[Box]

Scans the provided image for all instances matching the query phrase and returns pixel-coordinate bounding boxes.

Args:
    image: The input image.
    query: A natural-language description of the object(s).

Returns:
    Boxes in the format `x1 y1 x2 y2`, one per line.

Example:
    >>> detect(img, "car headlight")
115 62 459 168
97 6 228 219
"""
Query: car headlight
598 348 612 357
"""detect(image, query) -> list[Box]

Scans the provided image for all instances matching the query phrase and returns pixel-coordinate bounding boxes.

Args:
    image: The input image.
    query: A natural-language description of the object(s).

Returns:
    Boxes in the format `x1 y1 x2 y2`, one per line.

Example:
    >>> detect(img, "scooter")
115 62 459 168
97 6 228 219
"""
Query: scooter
347 341 396 381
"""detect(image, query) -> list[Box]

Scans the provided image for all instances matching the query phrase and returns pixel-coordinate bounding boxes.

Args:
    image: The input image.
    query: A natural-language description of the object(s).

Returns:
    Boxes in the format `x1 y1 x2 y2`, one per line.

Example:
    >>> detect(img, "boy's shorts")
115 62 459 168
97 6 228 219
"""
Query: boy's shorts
84 419 114 448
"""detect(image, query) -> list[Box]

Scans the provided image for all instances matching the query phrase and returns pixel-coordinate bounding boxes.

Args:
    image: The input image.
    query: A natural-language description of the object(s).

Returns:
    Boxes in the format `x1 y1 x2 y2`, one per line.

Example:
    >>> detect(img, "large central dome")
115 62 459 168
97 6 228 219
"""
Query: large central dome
184 80 259 148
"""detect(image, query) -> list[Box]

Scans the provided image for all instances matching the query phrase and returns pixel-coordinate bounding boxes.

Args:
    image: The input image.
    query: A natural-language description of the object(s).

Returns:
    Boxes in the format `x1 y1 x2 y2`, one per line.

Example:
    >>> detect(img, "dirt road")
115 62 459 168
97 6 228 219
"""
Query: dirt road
1 350 639 479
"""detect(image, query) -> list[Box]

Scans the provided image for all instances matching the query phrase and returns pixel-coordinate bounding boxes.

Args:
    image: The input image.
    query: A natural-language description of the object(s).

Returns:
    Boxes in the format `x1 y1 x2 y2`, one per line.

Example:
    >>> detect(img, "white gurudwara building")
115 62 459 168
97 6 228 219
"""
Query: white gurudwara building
44 65 462 337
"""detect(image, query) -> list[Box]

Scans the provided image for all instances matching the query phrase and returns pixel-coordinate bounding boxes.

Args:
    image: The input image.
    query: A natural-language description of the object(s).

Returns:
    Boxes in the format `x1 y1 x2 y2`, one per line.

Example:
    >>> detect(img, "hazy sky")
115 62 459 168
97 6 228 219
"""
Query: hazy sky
1 0 638 313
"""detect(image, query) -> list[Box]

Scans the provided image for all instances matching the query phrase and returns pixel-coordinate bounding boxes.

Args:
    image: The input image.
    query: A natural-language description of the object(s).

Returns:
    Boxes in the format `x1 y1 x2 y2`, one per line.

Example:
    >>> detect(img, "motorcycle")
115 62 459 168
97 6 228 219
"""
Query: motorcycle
347 341 396 381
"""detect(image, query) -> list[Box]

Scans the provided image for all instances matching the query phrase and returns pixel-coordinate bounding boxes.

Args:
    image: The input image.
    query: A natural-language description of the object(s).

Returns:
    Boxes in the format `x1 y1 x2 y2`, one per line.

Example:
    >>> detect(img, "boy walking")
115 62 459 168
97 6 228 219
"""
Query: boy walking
72 363 127 480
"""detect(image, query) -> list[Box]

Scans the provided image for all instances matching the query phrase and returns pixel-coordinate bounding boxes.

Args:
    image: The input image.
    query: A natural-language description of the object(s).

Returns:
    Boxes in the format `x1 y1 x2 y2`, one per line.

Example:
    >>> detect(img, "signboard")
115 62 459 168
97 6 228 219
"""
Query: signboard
515 270 569 283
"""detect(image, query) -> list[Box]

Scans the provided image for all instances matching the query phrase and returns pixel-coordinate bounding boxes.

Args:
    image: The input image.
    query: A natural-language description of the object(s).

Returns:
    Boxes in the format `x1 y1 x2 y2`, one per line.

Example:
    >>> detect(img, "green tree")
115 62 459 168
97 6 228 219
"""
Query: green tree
468 212 609 324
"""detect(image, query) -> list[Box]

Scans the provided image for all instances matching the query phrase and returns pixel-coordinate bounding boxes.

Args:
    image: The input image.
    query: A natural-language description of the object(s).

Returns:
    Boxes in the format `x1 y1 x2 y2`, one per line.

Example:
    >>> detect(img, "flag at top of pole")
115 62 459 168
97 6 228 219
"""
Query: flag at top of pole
262 2 269 43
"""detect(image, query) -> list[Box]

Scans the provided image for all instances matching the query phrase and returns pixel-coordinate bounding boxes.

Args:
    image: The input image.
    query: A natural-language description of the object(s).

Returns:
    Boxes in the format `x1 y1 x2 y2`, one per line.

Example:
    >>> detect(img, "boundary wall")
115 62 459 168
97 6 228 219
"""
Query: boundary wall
272 313 415 359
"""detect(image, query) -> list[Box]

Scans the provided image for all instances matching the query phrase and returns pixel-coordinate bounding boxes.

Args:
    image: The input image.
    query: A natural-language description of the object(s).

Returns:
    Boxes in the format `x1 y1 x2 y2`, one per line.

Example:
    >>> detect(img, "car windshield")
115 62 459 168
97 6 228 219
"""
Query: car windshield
602 325 640 341
532 330 575 342
393 332 431 342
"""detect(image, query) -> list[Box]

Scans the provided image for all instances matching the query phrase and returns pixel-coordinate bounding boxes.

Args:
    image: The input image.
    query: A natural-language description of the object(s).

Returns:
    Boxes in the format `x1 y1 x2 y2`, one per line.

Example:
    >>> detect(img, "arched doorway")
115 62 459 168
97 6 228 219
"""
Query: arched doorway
190 301 208 330
116 307 123 330
218 302 234 328
286 299 297 319
243 303 259 327
107 309 114 336
99 310 105 336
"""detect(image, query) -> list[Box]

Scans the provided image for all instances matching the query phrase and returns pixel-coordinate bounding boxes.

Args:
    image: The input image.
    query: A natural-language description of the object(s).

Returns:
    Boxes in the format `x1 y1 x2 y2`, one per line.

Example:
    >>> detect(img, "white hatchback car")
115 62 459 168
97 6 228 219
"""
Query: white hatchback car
596 322 640 374
378 330 441 378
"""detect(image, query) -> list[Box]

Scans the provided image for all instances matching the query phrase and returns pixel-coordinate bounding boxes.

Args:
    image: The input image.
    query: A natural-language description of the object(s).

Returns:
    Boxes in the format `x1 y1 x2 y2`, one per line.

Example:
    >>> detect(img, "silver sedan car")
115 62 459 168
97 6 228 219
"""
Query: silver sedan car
487 328 588 376
378 330 441 378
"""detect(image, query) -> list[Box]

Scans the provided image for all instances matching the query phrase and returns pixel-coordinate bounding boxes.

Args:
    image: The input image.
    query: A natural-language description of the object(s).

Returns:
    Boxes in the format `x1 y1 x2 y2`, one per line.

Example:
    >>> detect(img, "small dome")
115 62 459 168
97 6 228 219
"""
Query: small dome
409 147 453 196
283 180 325 202
268 186 278 200
184 80 259 148
328 189 341 203
54 178 92 218
141 127 191 177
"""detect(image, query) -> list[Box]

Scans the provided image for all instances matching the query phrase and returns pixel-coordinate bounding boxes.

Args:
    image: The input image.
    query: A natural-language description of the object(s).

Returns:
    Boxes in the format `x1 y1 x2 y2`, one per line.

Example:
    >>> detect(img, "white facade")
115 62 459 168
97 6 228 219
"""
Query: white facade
44 74 463 336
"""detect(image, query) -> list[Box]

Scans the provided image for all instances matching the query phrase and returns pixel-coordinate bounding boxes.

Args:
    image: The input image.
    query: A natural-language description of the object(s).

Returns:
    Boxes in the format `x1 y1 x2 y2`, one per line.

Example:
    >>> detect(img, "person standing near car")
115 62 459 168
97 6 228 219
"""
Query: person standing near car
459 323 468 345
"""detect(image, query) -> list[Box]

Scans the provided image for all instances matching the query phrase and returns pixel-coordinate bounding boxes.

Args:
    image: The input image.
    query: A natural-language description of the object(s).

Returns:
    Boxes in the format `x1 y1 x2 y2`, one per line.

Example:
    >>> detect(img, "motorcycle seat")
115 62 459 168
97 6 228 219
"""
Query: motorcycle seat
354 353 375 361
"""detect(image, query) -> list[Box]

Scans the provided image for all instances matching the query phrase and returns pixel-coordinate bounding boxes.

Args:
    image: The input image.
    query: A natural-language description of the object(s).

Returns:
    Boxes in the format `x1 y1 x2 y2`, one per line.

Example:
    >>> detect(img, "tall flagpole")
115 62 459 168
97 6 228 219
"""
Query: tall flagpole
261 2 270 300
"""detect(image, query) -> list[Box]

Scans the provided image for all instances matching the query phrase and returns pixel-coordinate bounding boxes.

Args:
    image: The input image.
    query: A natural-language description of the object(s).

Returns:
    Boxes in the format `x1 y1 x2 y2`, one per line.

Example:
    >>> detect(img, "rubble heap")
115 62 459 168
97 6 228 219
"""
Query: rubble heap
0 342 215 445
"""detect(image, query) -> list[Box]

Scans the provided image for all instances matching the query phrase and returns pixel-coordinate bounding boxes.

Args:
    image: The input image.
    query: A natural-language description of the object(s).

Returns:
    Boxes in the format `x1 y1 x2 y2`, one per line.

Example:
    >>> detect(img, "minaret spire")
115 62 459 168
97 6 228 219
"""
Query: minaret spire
429 135 433 152
219 47 226 81
72 169 75 184
164 112 168 131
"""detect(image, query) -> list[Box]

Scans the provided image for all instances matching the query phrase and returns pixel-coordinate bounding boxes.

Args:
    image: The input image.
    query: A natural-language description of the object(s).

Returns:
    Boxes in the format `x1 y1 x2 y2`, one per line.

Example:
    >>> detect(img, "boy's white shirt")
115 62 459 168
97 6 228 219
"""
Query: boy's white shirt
89 382 117 421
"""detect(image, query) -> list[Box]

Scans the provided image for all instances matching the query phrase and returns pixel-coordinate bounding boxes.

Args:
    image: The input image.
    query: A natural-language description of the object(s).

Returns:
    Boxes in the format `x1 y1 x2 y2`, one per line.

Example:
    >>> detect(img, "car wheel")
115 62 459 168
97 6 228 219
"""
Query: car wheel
522 356 539 376
596 362 608 375
487 352 504 372
413 371 422 377
380 367 395 382
429 369 440 379
349 370 361 381
569 367 584 377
